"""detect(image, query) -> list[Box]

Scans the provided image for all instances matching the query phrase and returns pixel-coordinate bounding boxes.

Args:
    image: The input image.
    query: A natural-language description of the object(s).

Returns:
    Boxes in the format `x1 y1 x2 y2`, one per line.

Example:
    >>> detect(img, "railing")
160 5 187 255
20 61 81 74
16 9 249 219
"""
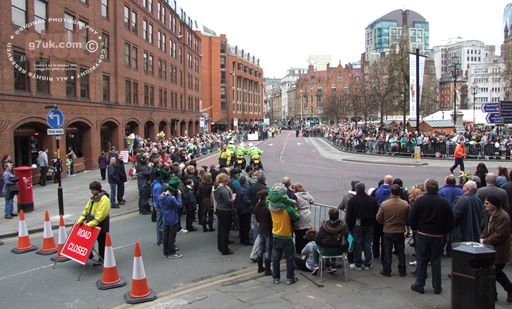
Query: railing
310 202 345 230
324 136 512 160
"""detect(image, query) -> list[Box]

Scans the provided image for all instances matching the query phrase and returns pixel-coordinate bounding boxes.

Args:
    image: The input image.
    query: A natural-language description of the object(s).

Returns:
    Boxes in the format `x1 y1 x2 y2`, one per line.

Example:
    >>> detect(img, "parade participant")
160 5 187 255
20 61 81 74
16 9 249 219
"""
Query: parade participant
480 195 512 303
218 144 232 168
408 179 454 295
214 173 236 255
377 184 409 277
234 143 248 170
268 183 299 285
159 178 183 259
248 143 263 170
76 181 111 266
449 140 465 174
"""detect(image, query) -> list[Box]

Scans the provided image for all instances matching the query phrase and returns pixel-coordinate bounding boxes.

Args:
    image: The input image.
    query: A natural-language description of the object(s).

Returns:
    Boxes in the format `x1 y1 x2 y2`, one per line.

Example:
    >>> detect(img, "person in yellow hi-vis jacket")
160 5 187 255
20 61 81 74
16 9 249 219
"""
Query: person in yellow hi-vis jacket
76 181 111 266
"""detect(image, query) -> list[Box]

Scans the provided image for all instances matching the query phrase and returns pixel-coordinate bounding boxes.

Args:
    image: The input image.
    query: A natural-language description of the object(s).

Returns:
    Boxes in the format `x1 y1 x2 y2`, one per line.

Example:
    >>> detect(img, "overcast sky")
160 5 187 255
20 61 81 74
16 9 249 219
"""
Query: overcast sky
181 0 511 78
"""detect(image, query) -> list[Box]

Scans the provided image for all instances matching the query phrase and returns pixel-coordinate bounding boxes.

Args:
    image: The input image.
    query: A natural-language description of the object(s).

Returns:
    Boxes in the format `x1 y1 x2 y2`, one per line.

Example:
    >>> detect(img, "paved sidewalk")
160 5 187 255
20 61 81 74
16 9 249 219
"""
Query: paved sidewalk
0 151 219 238
313 138 510 170
136 255 512 309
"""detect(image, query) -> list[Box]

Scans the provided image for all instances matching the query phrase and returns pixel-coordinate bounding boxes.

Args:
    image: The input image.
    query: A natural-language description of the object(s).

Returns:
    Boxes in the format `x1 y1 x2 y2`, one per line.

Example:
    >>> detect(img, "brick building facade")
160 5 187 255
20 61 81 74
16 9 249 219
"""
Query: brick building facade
198 30 263 132
0 0 201 172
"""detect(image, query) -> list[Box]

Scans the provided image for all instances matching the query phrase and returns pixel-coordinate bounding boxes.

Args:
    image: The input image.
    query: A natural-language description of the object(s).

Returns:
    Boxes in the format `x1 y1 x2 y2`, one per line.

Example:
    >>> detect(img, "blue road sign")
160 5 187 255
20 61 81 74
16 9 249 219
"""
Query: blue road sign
481 103 500 113
500 101 512 112
501 110 512 117
47 109 65 129
486 112 504 124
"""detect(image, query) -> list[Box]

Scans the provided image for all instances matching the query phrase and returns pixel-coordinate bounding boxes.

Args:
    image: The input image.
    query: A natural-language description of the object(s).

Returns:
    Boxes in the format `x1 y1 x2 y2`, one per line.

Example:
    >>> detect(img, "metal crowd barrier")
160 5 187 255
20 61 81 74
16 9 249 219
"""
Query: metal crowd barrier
324 136 512 160
310 202 345 230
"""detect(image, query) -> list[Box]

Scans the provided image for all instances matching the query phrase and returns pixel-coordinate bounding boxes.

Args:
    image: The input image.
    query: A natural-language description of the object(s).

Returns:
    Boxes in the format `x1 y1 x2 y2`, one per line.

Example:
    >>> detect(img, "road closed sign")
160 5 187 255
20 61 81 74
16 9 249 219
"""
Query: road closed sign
60 224 101 265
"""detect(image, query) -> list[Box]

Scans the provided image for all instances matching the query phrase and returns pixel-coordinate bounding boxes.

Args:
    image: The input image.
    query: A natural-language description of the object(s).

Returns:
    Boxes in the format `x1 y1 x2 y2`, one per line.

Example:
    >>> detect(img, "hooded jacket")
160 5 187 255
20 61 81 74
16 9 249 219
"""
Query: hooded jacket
375 184 392 206
267 187 299 239
159 192 183 225
316 219 346 249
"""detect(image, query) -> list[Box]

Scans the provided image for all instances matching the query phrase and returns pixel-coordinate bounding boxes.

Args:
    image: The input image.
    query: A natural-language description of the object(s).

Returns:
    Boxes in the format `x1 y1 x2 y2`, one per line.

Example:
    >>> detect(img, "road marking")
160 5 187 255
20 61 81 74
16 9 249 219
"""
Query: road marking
297 142 302 145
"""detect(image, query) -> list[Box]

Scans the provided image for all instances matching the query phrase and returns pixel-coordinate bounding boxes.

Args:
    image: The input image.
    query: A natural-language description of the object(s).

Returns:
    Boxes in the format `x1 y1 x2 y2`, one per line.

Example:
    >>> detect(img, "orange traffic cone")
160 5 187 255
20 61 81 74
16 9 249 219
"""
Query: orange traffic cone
96 233 126 290
124 241 157 304
36 211 57 255
11 210 38 254
50 216 70 262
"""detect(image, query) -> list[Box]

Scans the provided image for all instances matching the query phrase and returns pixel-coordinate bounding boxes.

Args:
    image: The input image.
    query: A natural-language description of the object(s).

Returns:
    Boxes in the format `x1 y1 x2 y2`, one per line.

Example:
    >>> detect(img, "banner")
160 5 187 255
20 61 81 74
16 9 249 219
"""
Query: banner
60 224 101 265
409 54 425 120
119 150 129 163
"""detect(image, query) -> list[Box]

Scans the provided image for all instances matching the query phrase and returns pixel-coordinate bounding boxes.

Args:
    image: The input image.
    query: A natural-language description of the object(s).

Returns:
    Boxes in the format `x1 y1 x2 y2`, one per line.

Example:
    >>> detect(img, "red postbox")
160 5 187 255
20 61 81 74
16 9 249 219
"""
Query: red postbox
13 166 34 213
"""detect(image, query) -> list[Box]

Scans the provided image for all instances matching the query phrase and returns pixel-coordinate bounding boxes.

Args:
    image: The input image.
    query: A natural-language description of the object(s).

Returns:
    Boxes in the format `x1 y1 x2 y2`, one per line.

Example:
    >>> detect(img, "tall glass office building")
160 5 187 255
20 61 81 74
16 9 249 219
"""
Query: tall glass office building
365 9 429 54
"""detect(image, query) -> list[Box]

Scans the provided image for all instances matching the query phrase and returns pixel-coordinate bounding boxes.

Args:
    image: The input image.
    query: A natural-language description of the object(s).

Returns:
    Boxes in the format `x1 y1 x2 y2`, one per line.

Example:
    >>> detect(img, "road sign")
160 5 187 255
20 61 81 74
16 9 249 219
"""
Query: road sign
47 128 64 136
47 109 65 129
503 117 512 124
500 101 512 112
501 110 512 117
60 224 101 265
481 103 500 113
486 113 504 124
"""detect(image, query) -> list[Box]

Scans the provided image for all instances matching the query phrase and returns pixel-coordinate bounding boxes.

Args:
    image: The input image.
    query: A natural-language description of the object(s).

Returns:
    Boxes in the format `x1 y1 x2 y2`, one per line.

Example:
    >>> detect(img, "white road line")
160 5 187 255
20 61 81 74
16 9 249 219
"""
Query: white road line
0 242 135 281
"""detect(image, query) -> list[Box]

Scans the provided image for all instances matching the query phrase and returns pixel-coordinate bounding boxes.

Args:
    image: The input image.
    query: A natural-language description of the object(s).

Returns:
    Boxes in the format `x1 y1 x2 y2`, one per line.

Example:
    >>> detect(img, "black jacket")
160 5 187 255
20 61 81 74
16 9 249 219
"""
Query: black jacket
116 160 127 183
345 194 378 231
236 184 252 215
316 219 347 250
408 193 454 235
250 180 267 209
253 200 272 237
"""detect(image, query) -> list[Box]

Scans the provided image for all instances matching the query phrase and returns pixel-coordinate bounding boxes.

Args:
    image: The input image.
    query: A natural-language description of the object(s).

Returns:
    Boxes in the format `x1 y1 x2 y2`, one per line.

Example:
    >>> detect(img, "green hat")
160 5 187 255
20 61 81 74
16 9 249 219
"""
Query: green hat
166 178 180 191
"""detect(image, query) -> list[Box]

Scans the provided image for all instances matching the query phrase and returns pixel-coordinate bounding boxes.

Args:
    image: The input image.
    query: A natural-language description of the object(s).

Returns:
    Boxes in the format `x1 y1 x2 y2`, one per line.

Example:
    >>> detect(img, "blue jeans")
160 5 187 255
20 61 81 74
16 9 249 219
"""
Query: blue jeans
414 233 443 290
109 182 117 206
156 208 163 244
258 234 273 260
353 225 373 267
4 196 13 217
272 238 295 280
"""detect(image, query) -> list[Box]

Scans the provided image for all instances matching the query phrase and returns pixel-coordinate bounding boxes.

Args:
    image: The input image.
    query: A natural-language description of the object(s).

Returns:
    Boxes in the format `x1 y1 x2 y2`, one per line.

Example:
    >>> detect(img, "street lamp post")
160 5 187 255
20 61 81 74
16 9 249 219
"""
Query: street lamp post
450 56 460 131
471 85 479 126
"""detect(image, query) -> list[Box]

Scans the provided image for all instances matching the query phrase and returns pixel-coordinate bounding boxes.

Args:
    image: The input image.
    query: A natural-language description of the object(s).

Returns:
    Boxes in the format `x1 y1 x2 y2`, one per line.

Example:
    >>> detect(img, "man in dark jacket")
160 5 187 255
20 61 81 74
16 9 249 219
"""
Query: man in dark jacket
107 157 120 208
438 175 463 257
236 176 252 245
346 182 378 270
115 154 127 205
184 179 198 232
408 179 454 295
452 180 483 243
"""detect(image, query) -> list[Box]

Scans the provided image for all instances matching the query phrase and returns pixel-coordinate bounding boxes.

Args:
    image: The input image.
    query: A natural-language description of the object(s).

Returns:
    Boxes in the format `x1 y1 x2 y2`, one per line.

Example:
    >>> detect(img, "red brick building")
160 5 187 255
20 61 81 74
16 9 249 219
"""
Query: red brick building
198 30 263 131
0 0 201 172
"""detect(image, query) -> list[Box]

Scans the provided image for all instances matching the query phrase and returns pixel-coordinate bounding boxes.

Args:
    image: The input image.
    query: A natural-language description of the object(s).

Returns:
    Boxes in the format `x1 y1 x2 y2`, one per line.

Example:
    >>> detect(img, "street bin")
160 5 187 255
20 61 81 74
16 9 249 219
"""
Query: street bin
451 241 495 309
13 166 34 213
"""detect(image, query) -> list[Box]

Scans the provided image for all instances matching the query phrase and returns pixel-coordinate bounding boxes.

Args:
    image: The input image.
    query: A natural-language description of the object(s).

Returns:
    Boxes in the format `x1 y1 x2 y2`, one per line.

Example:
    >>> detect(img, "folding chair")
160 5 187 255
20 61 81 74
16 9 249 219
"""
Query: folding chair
317 247 350 282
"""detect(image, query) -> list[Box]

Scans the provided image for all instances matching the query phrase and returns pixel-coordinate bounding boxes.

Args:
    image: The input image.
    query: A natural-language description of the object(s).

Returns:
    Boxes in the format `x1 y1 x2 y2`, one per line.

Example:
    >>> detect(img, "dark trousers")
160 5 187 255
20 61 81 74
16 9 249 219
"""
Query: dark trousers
163 223 179 256
414 233 443 289
382 233 406 275
238 213 251 243
96 216 110 261
201 207 214 229
117 182 125 202
496 264 512 293
186 203 197 229
353 225 374 267
272 238 295 280
373 223 384 259
451 158 465 172
138 185 149 212
100 168 106 181
217 210 232 253
39 166 48 186
294 229 308 255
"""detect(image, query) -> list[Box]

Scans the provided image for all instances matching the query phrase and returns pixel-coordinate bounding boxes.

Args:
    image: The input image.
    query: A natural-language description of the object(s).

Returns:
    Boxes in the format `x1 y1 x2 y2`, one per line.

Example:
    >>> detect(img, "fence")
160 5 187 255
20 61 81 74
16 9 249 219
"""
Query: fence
310 202 345 230
325 136 512 160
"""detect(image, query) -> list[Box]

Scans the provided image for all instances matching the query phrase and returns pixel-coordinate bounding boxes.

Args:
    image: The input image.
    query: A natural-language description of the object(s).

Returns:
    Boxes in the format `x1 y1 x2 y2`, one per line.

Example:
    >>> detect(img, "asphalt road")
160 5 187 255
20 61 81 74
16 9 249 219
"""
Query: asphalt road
0 132 462 308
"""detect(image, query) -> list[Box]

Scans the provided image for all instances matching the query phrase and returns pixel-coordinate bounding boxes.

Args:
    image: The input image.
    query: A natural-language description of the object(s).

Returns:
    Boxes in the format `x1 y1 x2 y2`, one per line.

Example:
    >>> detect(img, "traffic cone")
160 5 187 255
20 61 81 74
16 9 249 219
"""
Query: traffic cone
36 211 57 255
124 241 157 304
50 216 70 262
11 210 38 254
96 233 126 290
